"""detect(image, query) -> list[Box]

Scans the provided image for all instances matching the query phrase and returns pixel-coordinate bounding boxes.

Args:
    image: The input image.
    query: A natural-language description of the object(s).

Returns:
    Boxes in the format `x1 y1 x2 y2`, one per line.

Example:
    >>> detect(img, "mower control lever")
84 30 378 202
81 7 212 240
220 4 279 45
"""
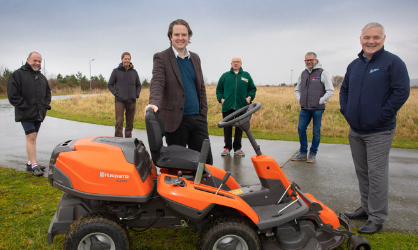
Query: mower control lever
172 171 185 187
215 171 231 195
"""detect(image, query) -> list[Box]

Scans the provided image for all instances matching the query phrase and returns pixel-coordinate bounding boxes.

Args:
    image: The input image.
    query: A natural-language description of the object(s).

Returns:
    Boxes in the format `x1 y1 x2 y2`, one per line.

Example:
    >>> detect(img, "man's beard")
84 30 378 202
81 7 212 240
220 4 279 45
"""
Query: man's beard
32 65 41 71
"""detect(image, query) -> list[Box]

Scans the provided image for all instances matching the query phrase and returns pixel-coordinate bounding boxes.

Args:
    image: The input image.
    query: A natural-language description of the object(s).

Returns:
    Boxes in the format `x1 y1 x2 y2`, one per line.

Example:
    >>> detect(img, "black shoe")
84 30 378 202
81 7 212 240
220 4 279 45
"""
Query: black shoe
344 207 368 220
32 166 44 177
357 220 383 234
38 165 46 171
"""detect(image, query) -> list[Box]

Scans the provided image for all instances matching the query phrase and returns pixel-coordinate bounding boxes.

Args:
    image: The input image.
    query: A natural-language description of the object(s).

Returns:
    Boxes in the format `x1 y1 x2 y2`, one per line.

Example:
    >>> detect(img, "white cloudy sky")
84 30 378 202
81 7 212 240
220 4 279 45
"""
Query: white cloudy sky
1 0 417 85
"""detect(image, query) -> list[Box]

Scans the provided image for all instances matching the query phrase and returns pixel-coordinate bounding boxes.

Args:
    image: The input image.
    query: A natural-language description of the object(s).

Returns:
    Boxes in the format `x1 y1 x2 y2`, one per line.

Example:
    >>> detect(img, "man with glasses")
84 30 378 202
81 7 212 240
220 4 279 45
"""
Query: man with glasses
7 51 51 176
216 57 256 157
291 52 334 163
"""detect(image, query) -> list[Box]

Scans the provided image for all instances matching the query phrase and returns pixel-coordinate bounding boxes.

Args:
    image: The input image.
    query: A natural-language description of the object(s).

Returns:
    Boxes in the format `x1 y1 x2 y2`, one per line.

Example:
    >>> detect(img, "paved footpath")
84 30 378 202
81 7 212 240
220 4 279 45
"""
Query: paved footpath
0 97 417 235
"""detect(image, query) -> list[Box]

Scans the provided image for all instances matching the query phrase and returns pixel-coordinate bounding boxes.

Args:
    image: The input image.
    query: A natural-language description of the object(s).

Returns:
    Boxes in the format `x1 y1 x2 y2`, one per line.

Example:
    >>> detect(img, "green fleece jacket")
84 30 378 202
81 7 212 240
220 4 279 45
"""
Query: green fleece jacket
216 67 257 113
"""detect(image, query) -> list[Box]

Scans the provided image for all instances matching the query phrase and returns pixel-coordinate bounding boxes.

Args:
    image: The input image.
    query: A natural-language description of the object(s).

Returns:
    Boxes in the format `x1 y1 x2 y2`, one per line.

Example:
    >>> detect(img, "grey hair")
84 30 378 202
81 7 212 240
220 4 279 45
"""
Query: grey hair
28 51 41 59
361 22 385 36
305 52 317 59
231 57 242 63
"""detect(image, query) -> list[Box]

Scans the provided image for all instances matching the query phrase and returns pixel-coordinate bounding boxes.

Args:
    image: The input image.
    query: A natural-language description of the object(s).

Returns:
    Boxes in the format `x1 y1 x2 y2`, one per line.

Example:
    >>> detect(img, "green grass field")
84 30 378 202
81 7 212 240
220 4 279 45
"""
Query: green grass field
47 87 418 149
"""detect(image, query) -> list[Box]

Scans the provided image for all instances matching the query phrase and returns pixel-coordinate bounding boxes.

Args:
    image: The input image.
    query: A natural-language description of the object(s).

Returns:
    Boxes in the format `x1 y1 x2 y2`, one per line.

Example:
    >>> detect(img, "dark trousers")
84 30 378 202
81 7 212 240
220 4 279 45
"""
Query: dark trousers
166 114 213 165
115 101 136 138
348 127 395 225
222 110 243 151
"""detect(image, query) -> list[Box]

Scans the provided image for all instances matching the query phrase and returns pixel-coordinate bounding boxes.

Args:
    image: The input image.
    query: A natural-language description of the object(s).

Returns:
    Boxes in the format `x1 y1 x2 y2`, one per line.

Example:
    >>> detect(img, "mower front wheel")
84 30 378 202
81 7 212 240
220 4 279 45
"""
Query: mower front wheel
199 216 261 250
347 235 371 250
63 213 129 250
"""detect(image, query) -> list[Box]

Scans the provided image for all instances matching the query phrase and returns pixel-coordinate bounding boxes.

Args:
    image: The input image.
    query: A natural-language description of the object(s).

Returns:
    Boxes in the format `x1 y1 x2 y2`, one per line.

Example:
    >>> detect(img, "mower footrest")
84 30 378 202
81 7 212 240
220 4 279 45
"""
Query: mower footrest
253 198 309 230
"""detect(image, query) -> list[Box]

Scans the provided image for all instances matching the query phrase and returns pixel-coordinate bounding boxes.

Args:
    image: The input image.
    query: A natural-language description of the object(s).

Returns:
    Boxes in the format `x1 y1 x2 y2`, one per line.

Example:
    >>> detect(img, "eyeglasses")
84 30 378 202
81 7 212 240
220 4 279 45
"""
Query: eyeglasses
35 75 39 80
304 59 316 62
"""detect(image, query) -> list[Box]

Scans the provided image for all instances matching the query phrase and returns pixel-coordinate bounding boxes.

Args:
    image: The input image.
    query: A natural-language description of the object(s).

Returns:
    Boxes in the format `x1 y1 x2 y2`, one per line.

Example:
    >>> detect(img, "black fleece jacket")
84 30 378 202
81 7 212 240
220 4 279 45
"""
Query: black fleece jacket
7 63 51 122
108 63 141 103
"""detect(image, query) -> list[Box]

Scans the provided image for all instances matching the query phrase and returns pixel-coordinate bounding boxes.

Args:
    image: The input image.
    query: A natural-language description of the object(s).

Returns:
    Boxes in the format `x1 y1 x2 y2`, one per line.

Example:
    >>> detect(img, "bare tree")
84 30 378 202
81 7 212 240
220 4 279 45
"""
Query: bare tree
331 75 344 86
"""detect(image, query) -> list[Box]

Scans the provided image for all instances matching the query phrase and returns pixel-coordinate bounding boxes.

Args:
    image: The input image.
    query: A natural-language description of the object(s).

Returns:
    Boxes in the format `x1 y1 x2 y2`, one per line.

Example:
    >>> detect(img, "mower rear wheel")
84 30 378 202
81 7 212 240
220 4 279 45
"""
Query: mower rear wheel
199 216 261 250
63 213 129 250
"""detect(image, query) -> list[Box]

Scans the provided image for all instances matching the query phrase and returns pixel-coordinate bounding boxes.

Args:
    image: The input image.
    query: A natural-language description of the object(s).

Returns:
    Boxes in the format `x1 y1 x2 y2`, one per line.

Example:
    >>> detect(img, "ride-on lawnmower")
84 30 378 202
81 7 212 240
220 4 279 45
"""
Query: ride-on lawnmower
47 102 370 250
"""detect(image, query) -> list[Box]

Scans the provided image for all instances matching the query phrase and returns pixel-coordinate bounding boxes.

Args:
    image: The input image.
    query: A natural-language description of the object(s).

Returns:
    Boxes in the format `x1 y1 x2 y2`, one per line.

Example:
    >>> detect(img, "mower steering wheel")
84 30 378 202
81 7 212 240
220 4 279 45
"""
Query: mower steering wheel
218 102 261 128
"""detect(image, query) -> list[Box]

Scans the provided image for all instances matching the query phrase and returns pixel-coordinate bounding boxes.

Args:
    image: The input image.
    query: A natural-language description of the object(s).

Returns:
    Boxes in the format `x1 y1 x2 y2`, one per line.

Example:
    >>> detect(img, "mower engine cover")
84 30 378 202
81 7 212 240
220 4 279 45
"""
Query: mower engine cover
48 137 154 202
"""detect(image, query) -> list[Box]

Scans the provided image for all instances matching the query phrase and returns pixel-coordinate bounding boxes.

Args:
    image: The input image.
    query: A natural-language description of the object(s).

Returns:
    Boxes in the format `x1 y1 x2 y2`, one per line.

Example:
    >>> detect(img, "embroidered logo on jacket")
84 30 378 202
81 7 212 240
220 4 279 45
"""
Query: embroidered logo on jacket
241 77 248 82
311 77 320 81
370 68 379 73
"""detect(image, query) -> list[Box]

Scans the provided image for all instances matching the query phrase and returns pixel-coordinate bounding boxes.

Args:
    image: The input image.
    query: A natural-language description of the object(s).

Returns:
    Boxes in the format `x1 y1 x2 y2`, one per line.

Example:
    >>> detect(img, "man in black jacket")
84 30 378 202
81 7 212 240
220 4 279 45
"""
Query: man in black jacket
108 52 141 138
7 51 51 176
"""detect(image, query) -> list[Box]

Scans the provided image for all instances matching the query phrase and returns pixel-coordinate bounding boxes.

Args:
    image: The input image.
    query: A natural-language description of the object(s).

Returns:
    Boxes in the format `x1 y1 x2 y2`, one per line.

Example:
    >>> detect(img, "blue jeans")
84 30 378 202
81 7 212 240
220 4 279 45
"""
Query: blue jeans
297 109 324 154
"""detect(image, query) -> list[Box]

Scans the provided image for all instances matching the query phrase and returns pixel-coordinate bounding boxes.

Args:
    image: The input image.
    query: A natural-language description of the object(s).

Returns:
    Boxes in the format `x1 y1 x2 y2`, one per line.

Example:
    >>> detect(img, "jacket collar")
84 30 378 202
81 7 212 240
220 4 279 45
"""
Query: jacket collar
118 62 133 71
21 62 39 73
172 46 190 59
230 67 243 73
358 46 385 63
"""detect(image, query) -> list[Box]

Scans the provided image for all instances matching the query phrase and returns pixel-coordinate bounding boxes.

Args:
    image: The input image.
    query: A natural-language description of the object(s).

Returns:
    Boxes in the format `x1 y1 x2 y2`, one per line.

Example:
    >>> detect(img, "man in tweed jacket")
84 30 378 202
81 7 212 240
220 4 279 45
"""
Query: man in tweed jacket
145 19 213 165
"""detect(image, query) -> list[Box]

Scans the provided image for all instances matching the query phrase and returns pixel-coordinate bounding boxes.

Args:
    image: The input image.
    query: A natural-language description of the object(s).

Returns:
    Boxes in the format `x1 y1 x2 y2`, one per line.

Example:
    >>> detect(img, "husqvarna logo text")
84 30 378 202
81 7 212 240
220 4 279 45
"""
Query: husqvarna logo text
100 172 129 179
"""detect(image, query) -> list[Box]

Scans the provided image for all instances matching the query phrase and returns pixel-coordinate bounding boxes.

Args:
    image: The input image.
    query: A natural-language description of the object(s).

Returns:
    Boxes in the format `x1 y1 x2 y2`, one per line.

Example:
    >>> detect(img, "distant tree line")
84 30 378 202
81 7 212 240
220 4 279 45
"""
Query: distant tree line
1 66 346 96
0 67 13 94
282 75 345 87
0 67 150 95
289 75 345 86
49 72 108 91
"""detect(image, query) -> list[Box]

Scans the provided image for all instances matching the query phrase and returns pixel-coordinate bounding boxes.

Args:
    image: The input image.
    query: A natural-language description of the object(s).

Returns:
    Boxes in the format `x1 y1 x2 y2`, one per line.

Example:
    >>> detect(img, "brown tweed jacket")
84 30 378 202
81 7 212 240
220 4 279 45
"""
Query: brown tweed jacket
149 47 208 133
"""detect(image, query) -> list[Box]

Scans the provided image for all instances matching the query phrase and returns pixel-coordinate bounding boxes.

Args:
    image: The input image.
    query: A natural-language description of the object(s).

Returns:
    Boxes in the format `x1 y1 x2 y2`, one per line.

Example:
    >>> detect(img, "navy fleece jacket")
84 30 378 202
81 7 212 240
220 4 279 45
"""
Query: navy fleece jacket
339 46 410 134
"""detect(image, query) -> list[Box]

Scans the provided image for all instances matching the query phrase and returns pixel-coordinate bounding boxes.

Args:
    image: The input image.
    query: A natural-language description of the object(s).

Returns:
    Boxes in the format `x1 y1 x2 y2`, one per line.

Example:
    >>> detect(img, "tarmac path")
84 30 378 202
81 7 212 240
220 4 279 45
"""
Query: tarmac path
0 96 417 235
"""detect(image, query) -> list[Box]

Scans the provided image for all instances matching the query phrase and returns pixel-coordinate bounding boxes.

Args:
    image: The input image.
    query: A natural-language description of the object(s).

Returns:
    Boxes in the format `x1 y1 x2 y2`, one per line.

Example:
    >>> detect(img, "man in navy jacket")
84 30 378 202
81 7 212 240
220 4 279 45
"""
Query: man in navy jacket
340 22 410 234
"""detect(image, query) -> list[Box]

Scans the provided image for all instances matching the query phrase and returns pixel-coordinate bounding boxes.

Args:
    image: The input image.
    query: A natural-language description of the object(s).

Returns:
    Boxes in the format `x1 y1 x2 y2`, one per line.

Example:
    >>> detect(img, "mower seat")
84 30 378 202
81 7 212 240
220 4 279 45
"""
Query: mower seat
145 108 200 171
